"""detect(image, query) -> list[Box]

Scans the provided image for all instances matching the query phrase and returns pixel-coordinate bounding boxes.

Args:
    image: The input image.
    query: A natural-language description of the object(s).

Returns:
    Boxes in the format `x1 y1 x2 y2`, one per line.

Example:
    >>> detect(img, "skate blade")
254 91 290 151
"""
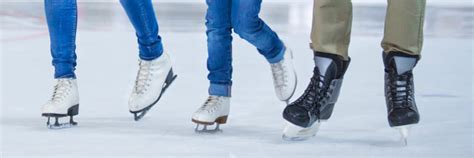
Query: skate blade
393 125 413 146
282 121 320 141
131 109 150 121
44 116 78 130
47 122 77 129
130 70 178 121
192 116 227 134
194 123 223 134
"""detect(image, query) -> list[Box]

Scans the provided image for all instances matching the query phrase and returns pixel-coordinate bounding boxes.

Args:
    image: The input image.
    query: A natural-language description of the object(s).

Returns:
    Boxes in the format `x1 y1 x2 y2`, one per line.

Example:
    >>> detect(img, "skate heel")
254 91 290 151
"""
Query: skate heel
215 116 228 124
67 104 79 116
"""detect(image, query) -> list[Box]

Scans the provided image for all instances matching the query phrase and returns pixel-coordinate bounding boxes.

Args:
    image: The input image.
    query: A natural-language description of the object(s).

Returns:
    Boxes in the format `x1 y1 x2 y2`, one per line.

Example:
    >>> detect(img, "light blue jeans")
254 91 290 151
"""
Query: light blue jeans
206 0 285 97
45 0 164 78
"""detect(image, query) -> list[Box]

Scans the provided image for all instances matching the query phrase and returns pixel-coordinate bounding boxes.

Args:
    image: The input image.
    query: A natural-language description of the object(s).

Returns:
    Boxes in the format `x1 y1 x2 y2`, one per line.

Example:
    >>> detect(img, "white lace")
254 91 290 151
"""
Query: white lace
271 60 288 89
199 96 221 114
134 60 154 94
50 79 72 103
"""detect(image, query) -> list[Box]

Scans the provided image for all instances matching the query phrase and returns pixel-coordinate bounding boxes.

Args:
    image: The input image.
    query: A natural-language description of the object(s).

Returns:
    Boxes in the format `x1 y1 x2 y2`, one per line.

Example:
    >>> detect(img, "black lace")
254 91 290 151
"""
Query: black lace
292 72 331 117
387 71 413 109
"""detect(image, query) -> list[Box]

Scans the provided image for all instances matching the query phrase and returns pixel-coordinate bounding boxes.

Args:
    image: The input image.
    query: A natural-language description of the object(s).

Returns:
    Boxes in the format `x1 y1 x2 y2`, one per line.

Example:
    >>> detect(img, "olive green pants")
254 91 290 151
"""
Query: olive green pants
310 0 426 60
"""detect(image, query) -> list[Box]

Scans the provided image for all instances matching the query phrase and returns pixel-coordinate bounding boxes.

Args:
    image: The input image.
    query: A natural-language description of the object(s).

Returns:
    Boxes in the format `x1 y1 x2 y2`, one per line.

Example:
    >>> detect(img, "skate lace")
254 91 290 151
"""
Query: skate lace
50 79 72 103
134 60 154 94
293 73 330 117
200 96 221 114
387 72 413 109
271 60 288 89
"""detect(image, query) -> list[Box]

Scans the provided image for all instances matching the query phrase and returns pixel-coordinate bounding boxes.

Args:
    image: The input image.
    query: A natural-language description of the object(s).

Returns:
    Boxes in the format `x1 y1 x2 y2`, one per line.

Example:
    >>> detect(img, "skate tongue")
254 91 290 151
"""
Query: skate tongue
393 56 417 75
314 56 332 76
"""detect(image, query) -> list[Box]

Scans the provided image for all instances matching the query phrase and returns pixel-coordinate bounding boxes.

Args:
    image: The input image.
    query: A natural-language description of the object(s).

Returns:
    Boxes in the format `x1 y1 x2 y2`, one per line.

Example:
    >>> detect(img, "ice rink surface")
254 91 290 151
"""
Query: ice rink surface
1 1 473 158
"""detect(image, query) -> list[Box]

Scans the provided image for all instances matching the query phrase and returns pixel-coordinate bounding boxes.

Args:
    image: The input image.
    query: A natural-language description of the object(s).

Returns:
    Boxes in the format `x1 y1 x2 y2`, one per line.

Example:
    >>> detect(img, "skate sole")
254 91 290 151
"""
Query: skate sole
42 104 79 117
130 69 178 121
191 115 228 125
192 116 228 133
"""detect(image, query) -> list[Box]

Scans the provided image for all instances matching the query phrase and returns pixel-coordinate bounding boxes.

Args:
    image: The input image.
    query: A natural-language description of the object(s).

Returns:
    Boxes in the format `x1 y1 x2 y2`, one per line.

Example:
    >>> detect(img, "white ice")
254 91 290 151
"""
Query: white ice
1 2 473 158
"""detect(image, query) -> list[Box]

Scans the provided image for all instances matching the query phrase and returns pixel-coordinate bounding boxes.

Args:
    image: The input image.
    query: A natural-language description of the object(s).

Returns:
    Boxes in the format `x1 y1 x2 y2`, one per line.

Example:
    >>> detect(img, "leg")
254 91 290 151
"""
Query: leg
382 0 426 56
231 0 297 102
231 0 285 64
121 0 177 121
120 0 163 60
282 0 353 140
192 0 233 133
42 0 80 129
206 0 233 97
310 0 352 60
382 0 426 145
44 0 78 78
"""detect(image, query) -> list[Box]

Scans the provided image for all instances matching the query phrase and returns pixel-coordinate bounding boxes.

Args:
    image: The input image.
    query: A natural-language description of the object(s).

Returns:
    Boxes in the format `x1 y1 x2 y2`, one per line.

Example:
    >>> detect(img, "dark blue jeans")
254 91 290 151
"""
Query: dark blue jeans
44 0 163 78
206 0 285 97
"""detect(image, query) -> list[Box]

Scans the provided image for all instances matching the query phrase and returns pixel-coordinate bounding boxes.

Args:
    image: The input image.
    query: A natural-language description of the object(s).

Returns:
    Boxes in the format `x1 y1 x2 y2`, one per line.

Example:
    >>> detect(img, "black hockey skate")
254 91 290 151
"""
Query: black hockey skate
42 105 79 129
282 52 350 141
130 69 177 121
383 51 420 145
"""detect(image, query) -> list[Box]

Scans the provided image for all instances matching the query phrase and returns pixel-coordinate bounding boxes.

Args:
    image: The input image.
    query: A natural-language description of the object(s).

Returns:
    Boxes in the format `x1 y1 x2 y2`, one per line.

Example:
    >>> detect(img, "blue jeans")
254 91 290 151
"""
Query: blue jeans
206 0 285 97
45 0 163 78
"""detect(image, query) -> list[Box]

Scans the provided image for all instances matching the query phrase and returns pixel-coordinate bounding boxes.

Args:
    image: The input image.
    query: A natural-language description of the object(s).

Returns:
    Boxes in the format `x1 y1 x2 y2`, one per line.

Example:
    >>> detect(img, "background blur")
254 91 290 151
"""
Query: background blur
1 0 473 157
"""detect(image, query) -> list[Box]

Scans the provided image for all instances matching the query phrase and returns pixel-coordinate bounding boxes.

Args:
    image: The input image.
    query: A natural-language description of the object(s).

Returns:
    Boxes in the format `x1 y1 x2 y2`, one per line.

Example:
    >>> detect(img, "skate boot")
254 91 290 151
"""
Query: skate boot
282 52 350 141
192 95 230 133
383 51 420 145
270 48 297 103
41 78 79 129
129 52 177 121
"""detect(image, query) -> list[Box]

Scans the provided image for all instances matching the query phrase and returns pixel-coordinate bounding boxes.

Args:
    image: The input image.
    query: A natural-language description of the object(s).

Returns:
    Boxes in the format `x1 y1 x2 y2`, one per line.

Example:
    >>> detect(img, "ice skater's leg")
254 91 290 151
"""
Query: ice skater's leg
382 0 426 145
192 0 233 132
382 0 426 56
282 0 353 140
44 0 78 78
310 0 352 60
231 0 296 102
206 0 233 97
120 0 163 60
42 0 80 129
120 0 176 121
231 0 285 64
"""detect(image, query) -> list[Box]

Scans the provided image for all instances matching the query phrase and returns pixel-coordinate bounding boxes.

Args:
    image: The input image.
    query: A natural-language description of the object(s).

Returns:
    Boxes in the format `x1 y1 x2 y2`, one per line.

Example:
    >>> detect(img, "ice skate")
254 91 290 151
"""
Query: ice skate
282 52 349 141
192 96 230 133
41 78 79 129
129 52 177 121
384 51 420 146
270 48 297 104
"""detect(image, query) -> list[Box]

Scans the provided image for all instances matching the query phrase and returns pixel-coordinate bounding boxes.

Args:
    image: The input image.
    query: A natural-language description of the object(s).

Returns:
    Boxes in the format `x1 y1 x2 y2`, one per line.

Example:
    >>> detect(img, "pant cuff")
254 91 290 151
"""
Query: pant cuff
54 63 76 79
266 46 286 64
139 41 164 61
209 83 231 97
